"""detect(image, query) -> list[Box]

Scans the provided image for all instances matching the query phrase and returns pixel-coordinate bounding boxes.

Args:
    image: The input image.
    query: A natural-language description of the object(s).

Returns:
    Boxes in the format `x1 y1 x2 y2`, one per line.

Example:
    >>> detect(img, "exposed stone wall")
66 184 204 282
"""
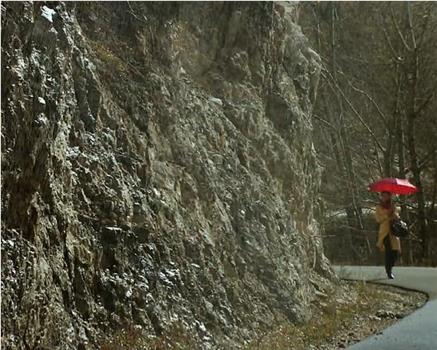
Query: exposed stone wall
1 2 331 349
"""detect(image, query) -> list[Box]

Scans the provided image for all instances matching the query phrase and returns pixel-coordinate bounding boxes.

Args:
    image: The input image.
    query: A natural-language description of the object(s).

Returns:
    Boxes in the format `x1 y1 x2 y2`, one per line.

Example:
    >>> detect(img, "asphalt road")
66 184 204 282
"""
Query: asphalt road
333 265 437 350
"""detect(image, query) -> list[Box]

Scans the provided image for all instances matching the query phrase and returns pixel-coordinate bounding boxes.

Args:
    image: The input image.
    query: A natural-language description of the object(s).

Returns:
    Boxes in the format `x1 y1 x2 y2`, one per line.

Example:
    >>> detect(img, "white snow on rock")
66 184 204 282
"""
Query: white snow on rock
41 6 56 23
105 226 122 232
66 146 81 158
196 321 207 333
37 97 46 105
209 97 223 106
179 66 187 75
36 114 48 126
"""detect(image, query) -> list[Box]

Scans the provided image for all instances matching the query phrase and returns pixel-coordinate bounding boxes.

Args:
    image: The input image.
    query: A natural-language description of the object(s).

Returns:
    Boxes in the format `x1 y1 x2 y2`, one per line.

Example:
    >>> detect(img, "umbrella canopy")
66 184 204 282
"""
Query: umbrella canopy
368 178 418 195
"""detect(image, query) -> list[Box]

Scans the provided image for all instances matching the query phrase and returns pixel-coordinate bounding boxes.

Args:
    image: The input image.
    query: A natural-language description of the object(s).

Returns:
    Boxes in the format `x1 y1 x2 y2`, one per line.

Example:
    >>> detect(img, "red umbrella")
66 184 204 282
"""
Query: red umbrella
368 178 418 195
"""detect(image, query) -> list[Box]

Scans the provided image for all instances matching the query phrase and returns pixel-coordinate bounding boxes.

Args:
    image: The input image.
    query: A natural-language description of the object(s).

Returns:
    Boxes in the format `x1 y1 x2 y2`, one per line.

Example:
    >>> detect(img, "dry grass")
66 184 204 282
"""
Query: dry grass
90 40 128 76
100 321 200 350
246 281 426 350
99 282 425 350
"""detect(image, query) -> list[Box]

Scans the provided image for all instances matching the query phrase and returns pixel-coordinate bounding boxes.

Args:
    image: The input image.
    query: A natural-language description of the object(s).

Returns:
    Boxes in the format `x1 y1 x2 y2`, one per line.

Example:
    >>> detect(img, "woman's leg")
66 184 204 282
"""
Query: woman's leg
383 235 397 278
386 250 398 279
383 235 392 276
390 250 398 268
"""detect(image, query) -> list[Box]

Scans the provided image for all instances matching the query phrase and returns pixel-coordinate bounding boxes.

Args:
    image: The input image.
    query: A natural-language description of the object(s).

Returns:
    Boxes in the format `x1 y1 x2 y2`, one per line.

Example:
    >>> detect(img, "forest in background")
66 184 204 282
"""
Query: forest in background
298 2 437 265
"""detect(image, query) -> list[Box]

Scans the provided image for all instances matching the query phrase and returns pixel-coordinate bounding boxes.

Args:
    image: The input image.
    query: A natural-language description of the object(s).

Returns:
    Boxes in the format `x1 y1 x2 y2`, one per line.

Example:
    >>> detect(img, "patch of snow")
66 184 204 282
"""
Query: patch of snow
36 114 48 126
158 272 170 285
7 335 16 343
66 326 76 344
66 146 80 158
209 97 223 106
137 281 148 291
49 27 58 35
125 288 132 298
78 327 88 341
105 226 122 231
165 269 177 278
41 6 56 23
152 187 161 198
197 321 207 333
145 243 156 252
327 208 375 219
13 56 26 80
169 313 180 323
83 58 96 71
37 97 46 105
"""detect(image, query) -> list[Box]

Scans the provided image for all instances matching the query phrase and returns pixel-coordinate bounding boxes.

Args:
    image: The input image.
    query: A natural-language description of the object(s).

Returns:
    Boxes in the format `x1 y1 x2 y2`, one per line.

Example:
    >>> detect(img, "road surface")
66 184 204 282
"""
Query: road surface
333 265 437 350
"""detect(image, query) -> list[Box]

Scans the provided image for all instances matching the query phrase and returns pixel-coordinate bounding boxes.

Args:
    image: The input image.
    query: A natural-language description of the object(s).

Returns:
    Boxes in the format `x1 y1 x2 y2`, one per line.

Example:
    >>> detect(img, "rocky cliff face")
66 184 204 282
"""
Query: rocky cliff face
1 2 331 349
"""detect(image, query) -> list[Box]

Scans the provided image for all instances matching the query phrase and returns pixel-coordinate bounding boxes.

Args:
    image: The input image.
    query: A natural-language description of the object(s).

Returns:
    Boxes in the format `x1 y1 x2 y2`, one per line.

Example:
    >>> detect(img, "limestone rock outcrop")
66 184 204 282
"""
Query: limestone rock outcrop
1 2 330 349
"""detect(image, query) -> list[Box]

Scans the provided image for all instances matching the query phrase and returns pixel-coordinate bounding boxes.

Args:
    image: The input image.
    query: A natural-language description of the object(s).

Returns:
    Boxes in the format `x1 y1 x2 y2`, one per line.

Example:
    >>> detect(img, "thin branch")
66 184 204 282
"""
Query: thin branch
390 5 413 52
313 115 338 131
126 1 149 24
416 90 435 116
416 3 432 48
379 18 402 61
321 69 385 153
407 2 417 50
348 83 389 128
418 148 437 171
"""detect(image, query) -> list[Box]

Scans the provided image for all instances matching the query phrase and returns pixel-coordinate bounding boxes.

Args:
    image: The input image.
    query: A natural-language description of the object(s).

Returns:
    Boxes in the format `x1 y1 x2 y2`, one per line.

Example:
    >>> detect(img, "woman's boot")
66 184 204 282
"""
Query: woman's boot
385 265 394 279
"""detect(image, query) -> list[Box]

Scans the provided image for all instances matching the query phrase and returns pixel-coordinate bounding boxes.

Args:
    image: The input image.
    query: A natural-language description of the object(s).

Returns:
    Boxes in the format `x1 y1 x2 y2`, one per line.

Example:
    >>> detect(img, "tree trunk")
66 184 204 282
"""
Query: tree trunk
405 67 427 261
405 2 428 261
396 112 414 264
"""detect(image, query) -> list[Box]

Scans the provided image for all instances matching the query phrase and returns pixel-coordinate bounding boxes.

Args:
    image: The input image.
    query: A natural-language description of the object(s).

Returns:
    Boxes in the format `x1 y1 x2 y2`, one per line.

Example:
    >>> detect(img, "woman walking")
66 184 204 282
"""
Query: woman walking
375 191 401 279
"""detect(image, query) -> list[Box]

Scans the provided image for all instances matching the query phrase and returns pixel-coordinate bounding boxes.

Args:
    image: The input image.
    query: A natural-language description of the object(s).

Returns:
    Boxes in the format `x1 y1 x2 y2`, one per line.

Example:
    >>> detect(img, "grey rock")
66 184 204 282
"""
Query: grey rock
1 2 331 349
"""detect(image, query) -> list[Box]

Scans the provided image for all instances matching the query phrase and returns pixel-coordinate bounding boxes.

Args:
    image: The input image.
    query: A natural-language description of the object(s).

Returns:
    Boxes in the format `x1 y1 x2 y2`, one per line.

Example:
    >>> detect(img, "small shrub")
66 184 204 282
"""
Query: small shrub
90 40 128 75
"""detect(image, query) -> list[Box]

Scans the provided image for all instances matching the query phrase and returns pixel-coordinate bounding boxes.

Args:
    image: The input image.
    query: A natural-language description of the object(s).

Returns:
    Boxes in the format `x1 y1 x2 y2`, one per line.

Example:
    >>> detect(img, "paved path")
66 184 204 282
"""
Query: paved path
333 266 437 350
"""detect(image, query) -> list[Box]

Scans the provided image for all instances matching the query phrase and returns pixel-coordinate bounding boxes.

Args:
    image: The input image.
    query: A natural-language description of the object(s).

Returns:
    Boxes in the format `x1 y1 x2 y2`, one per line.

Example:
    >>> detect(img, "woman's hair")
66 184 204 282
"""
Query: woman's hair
380 192 393 209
